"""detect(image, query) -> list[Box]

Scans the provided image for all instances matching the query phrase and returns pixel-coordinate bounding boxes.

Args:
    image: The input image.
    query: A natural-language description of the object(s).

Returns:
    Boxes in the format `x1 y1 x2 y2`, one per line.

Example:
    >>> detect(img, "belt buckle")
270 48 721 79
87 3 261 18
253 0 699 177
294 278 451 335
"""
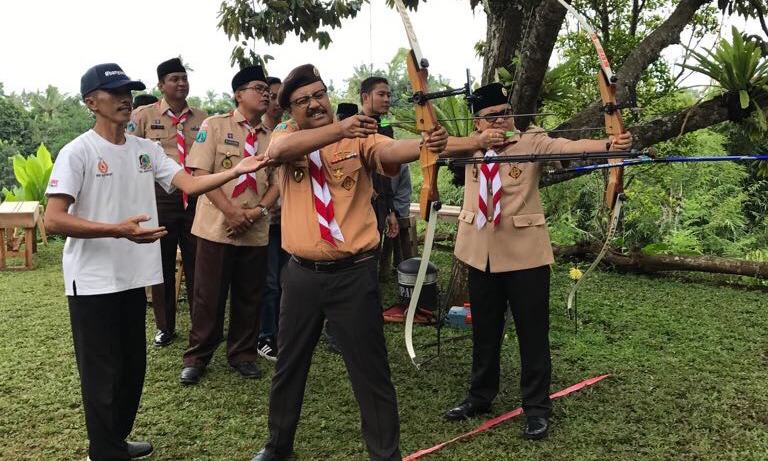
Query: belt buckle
313 261 335 272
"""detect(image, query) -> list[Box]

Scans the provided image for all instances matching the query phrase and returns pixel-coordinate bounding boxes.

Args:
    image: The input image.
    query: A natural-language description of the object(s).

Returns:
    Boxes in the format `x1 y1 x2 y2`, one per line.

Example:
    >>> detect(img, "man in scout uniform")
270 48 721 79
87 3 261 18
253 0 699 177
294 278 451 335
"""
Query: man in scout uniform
441 83 633 440
257 75 286 362
359 77 401 278
128 57 207 347
179 65 279 385
248 64 448 461
45 62 268 461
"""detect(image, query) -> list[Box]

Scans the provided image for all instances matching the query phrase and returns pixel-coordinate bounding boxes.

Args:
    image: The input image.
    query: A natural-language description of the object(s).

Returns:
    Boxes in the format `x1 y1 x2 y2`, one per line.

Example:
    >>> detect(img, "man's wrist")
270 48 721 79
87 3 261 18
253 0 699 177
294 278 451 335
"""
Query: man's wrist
108 223 123 239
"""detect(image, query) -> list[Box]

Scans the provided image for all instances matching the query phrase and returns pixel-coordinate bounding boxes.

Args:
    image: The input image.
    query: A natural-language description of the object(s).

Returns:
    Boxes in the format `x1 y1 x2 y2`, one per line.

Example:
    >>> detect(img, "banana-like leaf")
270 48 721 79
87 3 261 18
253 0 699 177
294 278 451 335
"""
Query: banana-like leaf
36 143 53 172
12 155 29 189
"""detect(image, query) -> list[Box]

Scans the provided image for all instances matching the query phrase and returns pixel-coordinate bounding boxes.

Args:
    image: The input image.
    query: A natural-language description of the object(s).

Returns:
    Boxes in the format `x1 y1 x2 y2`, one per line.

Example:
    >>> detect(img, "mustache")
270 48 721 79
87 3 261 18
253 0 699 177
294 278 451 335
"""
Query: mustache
307 107 326 117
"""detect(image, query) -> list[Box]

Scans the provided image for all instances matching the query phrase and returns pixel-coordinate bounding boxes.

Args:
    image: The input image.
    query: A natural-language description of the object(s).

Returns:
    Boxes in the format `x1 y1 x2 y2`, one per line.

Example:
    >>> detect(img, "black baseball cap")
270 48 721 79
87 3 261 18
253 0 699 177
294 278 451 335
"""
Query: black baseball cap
80 63 146 96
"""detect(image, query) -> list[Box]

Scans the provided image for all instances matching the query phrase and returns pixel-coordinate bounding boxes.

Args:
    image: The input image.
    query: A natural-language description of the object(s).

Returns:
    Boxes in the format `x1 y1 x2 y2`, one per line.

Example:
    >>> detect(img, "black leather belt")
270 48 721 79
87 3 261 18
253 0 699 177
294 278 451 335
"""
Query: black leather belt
291 249 378 273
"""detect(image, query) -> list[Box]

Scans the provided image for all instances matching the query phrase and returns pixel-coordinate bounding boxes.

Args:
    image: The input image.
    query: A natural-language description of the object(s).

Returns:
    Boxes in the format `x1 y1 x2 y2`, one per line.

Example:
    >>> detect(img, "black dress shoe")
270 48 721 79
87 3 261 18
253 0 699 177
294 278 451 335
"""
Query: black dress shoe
127 440 153 459
443 401 491 421
154 330 176 347
232 361 262 379
522 415 549 440
250 448 288 461
180 366 203 385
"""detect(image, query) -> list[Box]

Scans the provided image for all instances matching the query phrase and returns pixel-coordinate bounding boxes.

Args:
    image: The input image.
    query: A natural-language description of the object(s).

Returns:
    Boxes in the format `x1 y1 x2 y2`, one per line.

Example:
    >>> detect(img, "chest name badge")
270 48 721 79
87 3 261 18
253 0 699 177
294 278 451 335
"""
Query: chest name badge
150 124 165 130
224 138 240 147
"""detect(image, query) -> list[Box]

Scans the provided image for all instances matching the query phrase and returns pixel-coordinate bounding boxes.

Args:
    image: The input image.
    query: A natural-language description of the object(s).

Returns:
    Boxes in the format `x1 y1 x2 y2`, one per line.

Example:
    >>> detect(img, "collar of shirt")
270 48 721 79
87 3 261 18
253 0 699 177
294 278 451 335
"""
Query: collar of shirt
159 98 191 118
233 107 268 133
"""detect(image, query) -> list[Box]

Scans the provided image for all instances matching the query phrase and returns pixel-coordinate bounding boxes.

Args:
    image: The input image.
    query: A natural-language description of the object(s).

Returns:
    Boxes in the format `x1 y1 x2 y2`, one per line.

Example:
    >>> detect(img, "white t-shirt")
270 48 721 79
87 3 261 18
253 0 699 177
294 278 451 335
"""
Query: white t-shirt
46 130 183 296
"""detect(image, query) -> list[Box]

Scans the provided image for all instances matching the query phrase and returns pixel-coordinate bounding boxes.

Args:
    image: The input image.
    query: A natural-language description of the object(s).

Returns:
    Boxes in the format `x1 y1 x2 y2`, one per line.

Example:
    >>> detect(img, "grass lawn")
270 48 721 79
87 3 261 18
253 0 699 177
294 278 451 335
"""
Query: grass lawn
2 241 768 460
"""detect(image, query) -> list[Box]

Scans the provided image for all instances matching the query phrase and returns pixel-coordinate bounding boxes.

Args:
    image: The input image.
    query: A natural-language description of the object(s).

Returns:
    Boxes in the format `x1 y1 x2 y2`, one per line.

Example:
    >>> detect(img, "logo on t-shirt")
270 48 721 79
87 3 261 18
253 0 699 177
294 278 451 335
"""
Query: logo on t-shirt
138 153 152 172
48 178 59 188
96 158 112 177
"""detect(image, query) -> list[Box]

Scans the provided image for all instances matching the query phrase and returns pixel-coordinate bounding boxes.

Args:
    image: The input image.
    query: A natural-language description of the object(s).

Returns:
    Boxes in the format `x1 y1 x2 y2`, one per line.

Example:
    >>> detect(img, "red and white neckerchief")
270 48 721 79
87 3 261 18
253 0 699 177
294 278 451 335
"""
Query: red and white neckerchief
165 109 191 208
231 121 260 198
308 150 344 246
477 149 502 229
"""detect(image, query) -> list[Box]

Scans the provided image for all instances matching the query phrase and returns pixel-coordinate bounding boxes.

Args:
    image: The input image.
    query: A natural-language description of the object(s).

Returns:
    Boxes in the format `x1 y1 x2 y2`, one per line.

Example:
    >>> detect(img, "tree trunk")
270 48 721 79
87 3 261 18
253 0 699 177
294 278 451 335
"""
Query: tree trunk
480 0 539 84
554 243 768 278
508 0 567 129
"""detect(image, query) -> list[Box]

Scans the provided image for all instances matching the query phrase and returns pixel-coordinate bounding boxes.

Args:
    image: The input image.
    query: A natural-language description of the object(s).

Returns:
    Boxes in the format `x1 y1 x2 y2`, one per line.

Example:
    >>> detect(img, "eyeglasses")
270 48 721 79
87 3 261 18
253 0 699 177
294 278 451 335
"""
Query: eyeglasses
241 84 271 94
290 88 328 108
480 108 511 122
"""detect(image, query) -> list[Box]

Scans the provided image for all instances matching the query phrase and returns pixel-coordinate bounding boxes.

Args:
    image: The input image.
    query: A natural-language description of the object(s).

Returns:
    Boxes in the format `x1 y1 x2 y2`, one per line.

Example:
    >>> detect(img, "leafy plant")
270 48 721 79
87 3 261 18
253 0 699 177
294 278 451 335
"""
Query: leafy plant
1 143 54 206
679 26 768 132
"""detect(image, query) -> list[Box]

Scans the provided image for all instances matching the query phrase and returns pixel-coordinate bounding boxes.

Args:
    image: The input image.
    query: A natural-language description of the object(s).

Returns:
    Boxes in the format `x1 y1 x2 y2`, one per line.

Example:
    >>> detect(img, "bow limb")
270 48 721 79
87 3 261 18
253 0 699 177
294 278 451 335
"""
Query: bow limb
395 0 440 367
557 0 627 319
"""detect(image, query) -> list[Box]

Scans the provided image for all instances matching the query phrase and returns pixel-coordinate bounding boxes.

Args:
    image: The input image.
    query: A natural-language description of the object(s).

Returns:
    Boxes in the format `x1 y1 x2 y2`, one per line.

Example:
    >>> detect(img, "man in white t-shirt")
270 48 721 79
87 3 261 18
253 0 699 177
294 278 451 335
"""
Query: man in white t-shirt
44 63 269 461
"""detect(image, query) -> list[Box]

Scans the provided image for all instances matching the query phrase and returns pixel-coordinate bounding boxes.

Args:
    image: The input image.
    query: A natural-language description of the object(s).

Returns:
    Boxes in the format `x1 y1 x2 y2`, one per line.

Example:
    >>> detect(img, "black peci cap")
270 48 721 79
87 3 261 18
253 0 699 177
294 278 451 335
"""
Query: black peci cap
231 66 267 93
132 93 158 109
157 57 186 81
81 63 145 97
471 82 509 114
336 103 359 121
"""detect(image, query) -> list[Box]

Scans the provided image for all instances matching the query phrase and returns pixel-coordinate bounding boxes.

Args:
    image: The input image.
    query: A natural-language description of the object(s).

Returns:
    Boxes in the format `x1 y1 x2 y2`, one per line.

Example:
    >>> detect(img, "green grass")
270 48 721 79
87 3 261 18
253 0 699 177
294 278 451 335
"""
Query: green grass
2 241 768 460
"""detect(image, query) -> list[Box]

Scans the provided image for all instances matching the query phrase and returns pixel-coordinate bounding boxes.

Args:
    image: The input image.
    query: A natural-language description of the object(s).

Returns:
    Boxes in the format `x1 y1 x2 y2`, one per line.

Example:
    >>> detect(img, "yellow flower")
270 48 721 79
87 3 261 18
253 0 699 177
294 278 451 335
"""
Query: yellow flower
569 267 583 280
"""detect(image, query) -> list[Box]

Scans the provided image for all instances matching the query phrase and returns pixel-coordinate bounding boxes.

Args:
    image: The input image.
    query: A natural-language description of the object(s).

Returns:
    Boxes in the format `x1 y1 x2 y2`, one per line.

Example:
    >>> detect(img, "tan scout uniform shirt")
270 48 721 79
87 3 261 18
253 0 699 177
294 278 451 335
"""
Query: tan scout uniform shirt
454 127 575 273
267 121 397 261
186 109 275 247
128 99 207 165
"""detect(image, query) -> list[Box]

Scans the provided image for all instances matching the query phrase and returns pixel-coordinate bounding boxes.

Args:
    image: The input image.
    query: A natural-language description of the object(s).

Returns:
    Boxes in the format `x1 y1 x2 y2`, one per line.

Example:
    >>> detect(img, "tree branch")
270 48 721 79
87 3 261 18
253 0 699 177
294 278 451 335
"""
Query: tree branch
555 0 712 135
509 0 568 129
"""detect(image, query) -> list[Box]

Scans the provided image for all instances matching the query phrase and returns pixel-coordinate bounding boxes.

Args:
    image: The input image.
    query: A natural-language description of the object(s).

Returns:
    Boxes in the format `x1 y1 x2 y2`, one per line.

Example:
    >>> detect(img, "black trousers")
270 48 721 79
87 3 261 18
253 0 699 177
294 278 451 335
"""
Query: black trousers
151 186 197 333
466 264 553 417
68 288 147 461
183 238 266 368
265 257 401 461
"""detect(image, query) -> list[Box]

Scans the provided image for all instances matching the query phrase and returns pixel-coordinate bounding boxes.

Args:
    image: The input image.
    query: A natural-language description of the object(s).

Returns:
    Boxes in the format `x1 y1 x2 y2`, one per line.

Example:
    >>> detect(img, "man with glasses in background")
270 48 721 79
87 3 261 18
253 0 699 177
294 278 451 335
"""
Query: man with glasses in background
179 66 279 385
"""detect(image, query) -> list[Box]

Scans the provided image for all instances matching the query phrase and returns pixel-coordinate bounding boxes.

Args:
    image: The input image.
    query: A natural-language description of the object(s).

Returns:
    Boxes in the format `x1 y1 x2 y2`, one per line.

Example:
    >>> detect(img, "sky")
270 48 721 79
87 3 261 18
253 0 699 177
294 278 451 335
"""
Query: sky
0 1 759 99
0 1 487 98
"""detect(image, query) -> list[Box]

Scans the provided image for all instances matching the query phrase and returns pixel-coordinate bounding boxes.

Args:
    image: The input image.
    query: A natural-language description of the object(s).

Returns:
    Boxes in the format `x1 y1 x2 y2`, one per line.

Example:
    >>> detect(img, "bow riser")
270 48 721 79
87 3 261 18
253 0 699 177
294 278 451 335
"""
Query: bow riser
597 71 626 210
404 50 440 220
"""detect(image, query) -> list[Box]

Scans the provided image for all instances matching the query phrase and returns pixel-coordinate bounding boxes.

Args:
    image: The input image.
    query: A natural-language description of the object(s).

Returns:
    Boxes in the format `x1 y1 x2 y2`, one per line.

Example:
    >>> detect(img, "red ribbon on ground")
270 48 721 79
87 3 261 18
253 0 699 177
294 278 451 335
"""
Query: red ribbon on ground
404 374 610 460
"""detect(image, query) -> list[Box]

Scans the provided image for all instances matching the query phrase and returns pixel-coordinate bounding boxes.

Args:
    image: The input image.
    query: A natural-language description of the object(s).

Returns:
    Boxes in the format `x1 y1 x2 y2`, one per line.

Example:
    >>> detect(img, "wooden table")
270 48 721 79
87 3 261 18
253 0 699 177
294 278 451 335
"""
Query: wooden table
0 201 42 270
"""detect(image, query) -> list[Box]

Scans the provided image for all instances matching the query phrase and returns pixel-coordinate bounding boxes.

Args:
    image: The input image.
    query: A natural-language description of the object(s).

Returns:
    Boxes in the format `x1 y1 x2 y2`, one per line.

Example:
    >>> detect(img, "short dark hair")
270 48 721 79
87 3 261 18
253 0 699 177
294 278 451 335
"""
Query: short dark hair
267 77 281 86
360 77 389 100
